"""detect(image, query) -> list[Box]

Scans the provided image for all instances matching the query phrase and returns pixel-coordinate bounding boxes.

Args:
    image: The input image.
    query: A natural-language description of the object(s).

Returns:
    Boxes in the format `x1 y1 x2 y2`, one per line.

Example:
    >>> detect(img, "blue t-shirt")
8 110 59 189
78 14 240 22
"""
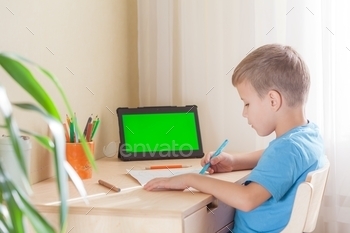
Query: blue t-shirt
233 122 325 233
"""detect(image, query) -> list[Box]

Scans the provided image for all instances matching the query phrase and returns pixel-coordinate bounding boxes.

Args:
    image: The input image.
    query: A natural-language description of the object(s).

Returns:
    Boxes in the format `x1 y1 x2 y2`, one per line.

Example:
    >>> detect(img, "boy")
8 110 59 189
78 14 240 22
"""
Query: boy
144 44 326 232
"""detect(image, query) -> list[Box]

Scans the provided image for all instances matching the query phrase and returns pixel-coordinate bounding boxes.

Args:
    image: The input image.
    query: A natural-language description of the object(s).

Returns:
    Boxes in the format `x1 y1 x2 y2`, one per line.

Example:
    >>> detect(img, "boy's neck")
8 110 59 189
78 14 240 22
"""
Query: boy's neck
275 106 307 137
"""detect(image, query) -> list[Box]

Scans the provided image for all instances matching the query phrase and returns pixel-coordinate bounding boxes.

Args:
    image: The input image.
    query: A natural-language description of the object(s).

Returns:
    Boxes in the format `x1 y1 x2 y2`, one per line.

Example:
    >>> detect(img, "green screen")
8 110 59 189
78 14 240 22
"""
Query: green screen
122 112 199 153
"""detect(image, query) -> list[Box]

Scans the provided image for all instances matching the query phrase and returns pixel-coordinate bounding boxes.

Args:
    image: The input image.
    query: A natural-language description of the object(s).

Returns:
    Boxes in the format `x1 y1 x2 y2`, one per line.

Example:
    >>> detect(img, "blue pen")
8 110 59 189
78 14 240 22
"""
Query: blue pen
199 139 229 174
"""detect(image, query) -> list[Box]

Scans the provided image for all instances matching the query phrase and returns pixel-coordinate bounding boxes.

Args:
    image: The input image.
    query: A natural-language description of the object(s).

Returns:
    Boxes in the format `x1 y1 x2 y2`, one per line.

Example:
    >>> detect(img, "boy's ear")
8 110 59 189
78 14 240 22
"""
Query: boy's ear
268 90 282 111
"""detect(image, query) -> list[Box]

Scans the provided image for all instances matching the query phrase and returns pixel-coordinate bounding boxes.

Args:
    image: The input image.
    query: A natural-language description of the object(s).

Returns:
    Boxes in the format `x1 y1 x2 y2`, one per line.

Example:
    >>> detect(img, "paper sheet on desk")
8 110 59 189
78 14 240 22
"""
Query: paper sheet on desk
127 168 201 186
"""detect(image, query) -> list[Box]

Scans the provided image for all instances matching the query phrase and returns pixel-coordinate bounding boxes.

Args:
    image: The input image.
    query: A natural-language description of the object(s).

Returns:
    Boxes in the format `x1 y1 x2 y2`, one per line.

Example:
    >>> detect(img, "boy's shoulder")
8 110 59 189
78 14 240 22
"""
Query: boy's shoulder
273 122 320 144
264 124 322 165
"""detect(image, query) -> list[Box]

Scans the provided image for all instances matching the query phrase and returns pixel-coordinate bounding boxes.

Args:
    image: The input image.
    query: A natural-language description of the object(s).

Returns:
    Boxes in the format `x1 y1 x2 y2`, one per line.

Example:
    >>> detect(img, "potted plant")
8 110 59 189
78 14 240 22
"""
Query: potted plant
0 52 95 233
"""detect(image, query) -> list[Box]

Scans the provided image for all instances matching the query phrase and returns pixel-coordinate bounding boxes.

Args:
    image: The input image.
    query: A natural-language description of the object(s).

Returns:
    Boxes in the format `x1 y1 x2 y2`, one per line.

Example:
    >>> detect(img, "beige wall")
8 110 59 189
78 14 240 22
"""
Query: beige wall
0 0 139 183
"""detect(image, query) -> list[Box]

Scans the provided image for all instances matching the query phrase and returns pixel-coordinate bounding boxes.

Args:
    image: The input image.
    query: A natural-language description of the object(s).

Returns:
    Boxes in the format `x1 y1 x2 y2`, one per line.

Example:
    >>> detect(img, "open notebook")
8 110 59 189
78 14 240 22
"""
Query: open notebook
127 167 201 186
116 105 204 161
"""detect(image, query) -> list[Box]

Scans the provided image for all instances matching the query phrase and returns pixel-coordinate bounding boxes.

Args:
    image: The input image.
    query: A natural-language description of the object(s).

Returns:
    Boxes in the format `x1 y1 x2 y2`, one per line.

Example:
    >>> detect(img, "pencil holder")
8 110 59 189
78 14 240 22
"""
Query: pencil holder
66 142 94 179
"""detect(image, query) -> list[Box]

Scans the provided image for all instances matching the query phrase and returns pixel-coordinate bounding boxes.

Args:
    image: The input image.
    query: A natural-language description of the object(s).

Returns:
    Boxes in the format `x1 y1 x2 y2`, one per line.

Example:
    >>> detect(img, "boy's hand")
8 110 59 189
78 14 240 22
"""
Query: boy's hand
144 174 189 191
200 151 235 174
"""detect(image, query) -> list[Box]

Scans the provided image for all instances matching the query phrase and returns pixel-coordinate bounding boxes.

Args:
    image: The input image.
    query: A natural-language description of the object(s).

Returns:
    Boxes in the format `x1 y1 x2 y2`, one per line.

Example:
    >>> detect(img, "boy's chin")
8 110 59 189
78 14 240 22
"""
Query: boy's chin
255 129 274 137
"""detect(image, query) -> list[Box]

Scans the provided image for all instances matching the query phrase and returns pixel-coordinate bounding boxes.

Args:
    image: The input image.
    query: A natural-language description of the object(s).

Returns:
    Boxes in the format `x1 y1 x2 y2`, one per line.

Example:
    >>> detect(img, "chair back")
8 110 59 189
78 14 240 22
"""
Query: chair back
281 159 330 233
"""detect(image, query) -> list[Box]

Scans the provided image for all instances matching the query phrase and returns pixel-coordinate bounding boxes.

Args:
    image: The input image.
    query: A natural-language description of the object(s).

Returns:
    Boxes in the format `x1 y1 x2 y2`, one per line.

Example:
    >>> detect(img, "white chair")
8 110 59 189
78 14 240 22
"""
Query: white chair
281 159 330 233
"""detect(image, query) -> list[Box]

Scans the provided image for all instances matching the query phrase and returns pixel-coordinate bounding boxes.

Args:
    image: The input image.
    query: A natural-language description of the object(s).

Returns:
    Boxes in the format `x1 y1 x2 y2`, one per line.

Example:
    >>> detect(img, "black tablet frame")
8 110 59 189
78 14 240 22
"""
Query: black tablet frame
116 105 204 161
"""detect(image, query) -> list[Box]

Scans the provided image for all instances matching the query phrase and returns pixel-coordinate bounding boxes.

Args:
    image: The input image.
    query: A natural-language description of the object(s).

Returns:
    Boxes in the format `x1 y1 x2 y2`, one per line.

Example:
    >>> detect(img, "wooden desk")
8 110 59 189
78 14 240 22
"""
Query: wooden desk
31 157 250 233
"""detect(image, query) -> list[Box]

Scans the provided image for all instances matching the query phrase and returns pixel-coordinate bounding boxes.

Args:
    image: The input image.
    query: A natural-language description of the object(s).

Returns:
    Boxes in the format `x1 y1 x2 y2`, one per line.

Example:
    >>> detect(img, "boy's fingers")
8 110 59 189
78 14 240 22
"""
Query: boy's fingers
206 152 215 161
201 152 223 167
210 154 222 165
207 167 215 174
145 180 164 191
201 152 213 165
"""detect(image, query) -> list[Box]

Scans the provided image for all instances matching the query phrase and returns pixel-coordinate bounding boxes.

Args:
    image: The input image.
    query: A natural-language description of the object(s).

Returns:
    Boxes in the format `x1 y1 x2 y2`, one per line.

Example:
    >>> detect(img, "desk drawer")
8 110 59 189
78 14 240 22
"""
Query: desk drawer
184 199 234 233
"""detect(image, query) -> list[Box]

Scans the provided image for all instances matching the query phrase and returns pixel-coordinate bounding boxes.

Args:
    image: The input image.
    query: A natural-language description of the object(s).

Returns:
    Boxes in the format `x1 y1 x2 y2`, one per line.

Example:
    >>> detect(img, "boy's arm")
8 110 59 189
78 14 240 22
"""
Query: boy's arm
144 173 271 212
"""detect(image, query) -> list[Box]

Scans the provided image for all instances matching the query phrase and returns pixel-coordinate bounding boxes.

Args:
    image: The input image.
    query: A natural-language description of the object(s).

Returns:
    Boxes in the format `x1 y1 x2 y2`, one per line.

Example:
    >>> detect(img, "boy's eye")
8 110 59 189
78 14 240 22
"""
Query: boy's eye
245 103 249 107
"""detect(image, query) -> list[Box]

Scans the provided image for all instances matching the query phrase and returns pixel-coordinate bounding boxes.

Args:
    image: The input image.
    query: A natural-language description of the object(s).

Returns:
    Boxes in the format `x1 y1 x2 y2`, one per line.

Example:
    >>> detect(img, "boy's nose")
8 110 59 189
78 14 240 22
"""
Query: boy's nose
242 109 247 118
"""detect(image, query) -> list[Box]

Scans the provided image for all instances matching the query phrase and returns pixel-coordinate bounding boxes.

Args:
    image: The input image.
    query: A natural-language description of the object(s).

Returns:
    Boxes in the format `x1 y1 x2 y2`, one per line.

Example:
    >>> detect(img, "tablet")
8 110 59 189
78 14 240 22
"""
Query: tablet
116 105 204 161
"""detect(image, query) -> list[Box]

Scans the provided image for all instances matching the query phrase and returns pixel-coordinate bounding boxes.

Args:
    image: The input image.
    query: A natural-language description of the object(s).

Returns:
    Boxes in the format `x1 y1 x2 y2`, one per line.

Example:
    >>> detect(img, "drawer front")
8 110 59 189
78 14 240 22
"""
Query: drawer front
28 213 183 233
184 199 235 233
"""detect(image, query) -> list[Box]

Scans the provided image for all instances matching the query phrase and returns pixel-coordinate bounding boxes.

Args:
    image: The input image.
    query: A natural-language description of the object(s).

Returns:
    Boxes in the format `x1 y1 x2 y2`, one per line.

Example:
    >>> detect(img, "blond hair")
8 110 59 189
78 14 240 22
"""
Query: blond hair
232 44 310 107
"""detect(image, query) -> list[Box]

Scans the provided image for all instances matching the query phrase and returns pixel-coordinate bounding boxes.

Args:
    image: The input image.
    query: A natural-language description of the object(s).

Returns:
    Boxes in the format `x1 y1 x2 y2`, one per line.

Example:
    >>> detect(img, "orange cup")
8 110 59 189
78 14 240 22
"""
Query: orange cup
66 142 94 179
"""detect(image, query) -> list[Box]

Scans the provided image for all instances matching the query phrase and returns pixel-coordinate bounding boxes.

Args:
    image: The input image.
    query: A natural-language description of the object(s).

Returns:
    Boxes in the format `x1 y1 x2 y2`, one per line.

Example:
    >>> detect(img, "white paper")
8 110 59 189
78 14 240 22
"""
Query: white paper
127 168 201 186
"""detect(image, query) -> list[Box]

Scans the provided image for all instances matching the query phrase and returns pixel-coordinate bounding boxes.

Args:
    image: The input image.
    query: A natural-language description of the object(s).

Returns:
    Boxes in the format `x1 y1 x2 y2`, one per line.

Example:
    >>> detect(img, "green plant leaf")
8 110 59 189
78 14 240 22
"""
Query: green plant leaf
5 53 96 169
1 53 96 170
63 161 89 205
0 204 12 233
1 52 96 233
0 165 55 233
14 102 90 211
11 102 69 230
0 86 28 178
17 129 54 153
71 115 97 170
0 165 26 233
12 55 97 170
17 188 55 233
0 54 60 120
